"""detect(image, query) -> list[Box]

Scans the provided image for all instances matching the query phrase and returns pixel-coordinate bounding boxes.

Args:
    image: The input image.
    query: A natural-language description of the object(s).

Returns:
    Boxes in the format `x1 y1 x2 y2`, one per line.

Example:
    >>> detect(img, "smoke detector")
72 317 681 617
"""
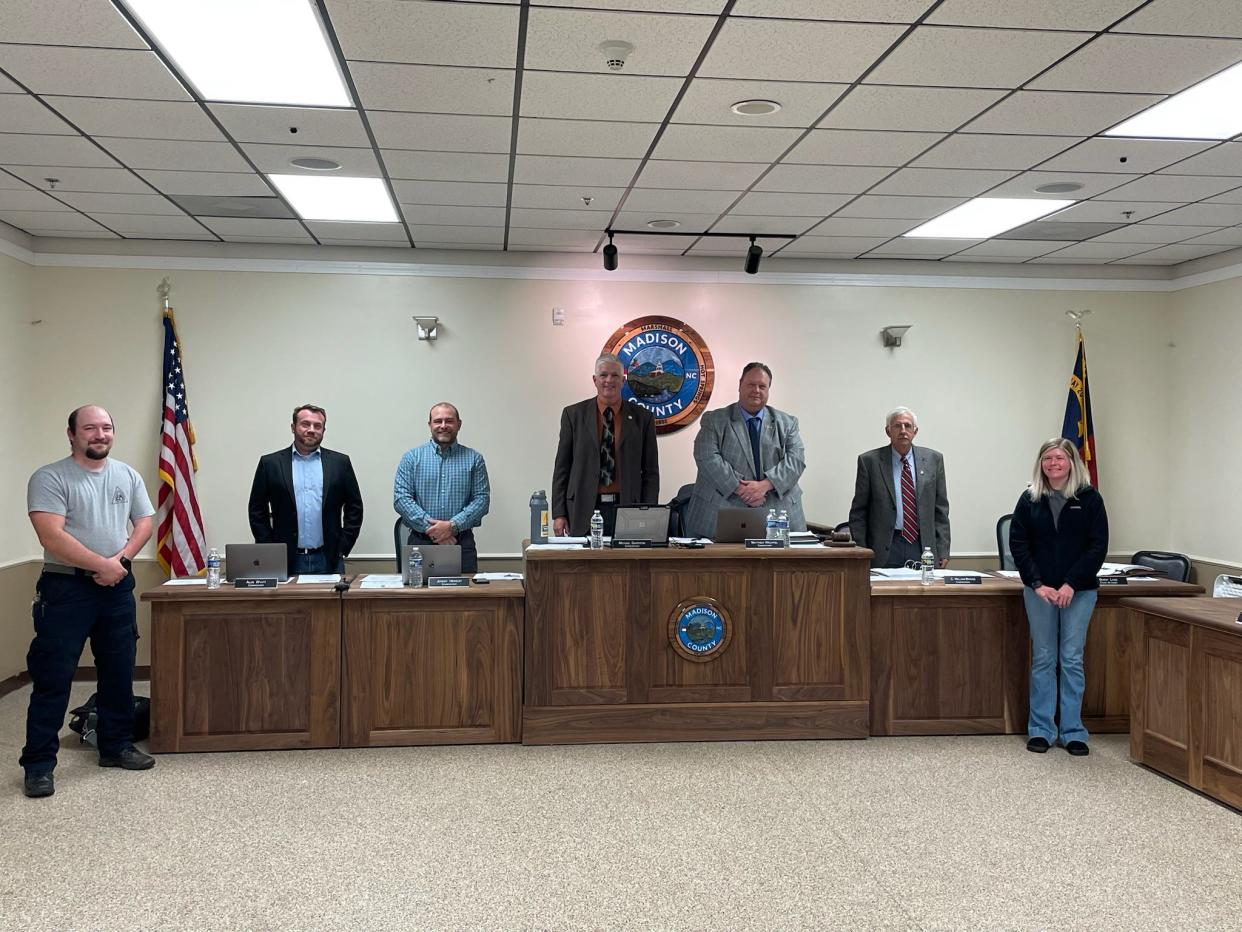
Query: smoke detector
599 40 634 72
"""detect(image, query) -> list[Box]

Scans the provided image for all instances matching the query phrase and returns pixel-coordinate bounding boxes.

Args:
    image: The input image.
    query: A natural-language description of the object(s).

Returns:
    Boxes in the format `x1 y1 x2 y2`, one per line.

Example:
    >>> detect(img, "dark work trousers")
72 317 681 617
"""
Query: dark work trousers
884 529 924 568
20 571 138 775
408 527 478 574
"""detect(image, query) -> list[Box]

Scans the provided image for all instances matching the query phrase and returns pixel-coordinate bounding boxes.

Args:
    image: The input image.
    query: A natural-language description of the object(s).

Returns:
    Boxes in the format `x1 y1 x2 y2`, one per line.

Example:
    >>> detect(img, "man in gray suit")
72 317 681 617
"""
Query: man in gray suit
848 406 950 568
685 362 806 539
552 353 660 537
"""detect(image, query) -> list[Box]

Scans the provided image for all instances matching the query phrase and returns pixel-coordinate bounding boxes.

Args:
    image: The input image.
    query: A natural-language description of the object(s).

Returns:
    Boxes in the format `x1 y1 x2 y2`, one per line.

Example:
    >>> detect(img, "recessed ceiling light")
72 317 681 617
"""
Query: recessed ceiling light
1035 182 1083 194
267 175 399 223
731 99 782 116
290 157 342 171
1106 60 1242 140
120 0 351 107
904 197 1075 239
647 219 681 229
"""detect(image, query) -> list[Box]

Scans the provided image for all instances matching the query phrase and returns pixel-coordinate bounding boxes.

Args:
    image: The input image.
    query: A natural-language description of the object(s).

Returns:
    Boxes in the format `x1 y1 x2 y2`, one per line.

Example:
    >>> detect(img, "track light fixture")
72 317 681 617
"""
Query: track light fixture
603 232 618 271
745 236 763 275
601 228 797 272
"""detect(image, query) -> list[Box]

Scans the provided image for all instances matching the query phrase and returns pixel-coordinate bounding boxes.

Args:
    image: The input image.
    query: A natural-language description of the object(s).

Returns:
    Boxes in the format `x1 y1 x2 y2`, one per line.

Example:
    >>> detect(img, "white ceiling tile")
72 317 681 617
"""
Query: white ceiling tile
952 239 1068 257
514 155 638 187
392 180 507 207
819 86 1007 132
672 78 846 128
508 208 612 230
806 216 921 236
1116 0 1242 39
870 167 1016 197
913 134 1080 170
1089 224 1215 244
1143 203 1242 226
307 220 408 241
57 192 184 215
983 171 1134 199
0 133 117 167
202 218 308 237
1095 175 1242 203
209 105 369 146
350 62 515 116
0 189 72 211
963 90 1162 136
686 235 790 257
1156 144 1242 177
701 19 906 82
368 111 511 153
926 0 1144 29
941 254 1036 263
0 0 147 47
0 210 110 232
777 235 893 256
731 1 932 21
218 234 316 244
136 170 271 196
0 173 26 190
835 195 968 219
1180 228 1242 246
407 225 504 245
653 124 802 162
7 165 149 194
383 150 510 183
1206 188 1242 205
90 214 215 238
508 244 592 253
534 0 722 10
242 143 380 177
0 95 76 135
1114 244 1236 264
328 0 518 66
320 239 409 248
518 119 658 158
522 72 682 122
638 160 768 191
513 184 627 210
399 205 506 226
29 228 118 238
524 8 717 76
99 137 251 172
756 164 891 194
868 26 1089 89
507 228 602 247
731 191 852 216
868 238 981 256
0 73 20 92
0 45 188 100
610 233 694 254
45 97 222 142
623 188 741 213
614 211 722 230
1029 35 1242 94
1037 138 1213 175
712 215 822 234
785 129 944 166
1032 241 1156 261
418 242 503 251
1055 200 1179 222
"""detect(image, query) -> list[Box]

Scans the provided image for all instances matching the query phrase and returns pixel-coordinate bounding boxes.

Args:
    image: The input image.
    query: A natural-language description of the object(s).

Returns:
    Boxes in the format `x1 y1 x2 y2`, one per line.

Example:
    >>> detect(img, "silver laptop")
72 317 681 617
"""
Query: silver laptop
614 505 671 545
713 507 769 543
225 543 288 582
401 544 463 584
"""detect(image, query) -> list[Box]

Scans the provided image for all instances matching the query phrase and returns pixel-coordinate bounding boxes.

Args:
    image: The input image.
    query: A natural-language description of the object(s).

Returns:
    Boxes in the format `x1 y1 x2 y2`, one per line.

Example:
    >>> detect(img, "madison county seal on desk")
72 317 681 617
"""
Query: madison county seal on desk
669 597 733 662
603 316 714 435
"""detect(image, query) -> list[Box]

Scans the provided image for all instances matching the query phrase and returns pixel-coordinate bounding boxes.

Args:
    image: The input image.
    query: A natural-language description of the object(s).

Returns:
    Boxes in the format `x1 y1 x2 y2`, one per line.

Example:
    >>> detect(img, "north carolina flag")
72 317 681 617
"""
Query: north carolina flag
156 308 207 576
1061 331 1098 487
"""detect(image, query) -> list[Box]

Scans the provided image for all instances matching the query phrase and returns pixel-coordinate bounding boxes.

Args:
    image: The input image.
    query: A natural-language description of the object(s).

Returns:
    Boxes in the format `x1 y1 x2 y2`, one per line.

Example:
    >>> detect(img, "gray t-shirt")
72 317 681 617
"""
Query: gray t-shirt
1048 489 1068 529
27 456 155 563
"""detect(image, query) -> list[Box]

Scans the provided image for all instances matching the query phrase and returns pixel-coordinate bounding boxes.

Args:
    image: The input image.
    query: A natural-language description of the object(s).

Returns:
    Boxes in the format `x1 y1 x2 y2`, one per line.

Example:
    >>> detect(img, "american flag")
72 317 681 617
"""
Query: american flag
156 308 207 576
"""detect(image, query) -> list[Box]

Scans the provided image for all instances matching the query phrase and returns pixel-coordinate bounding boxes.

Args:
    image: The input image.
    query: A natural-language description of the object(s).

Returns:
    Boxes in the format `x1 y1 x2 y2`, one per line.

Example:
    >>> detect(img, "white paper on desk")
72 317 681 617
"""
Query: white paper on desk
871 568 922 580
296 574 340 584
548 536 589 544
934 569 986 578
163 578 206 586
789 540 825 548
1125 577 1167 582
670 537 712 545
992 570 1021 578
1099 562 1152 575
526 543 589 551
358 574 404 589
473 572 523 581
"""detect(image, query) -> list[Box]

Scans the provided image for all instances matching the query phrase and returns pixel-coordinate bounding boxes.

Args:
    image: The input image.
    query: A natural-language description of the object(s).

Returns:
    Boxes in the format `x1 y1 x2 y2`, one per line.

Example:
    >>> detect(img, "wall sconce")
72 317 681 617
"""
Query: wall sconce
413 316 439 341
881 325 912 348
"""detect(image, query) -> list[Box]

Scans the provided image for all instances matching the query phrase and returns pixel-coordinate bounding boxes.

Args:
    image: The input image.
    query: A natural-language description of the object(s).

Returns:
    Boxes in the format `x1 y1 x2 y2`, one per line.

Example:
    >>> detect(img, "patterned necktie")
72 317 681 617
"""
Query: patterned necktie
599 406 615 486
900 455 919 544
747 416 762 479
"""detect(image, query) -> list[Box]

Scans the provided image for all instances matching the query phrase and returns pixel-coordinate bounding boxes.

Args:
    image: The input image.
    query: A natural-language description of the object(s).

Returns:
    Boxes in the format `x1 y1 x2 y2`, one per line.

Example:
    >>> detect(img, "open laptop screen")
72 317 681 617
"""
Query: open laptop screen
614 505 671 544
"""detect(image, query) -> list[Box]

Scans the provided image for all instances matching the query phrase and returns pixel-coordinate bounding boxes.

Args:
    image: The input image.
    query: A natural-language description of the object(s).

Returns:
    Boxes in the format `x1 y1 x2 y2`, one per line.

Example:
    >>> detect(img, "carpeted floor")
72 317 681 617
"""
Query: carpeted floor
1 681 1240 931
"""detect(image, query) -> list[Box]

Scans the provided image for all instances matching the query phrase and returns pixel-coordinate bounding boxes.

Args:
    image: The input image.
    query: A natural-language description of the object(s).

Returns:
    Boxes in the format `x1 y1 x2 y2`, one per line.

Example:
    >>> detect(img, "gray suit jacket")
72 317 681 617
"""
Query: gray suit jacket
684 403 806 539
848 444 950 566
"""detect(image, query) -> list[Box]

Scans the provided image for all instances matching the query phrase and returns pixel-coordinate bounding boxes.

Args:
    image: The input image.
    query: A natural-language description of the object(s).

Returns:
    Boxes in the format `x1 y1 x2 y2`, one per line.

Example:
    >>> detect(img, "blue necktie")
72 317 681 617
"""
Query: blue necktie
747 416 762 479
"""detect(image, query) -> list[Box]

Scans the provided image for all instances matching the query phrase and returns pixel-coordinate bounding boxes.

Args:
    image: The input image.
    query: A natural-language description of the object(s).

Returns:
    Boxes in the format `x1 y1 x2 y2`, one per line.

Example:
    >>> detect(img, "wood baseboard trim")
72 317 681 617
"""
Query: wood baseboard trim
0 665 152 700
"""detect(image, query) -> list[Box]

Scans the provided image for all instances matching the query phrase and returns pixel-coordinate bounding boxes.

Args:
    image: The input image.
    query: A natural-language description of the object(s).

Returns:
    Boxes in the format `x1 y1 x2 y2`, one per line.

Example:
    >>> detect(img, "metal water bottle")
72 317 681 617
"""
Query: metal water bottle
921 546 934 586
529 490 549 544
206 548 221 589
590 510 604 550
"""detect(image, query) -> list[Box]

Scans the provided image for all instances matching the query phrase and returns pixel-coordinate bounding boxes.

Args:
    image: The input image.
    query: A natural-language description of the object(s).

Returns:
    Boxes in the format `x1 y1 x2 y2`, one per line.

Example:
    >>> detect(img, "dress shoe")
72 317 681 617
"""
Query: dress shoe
1026 737 1051 753
1065 740 1090 757
23 771 54 798
99 747 155 770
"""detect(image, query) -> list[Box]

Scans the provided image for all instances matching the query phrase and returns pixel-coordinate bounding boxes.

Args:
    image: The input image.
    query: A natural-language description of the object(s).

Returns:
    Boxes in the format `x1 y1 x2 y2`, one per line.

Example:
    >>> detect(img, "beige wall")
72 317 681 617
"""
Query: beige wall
1 252 33 566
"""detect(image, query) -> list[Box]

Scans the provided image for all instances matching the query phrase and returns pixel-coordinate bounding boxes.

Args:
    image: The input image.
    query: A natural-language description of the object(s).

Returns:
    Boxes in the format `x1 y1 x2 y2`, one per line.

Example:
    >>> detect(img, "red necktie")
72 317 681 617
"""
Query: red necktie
901 456 919 544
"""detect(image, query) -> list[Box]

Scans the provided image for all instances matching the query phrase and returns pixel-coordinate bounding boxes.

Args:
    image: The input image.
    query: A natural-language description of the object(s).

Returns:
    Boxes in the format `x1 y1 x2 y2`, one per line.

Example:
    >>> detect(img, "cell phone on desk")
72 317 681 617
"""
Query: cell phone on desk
473 578 490 585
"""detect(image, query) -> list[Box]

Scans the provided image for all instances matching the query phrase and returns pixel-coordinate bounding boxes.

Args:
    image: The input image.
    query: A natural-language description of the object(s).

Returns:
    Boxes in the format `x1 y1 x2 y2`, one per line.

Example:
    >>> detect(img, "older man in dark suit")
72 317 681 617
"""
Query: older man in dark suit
848 406 950 568
248 404 364 574
552 354 659 537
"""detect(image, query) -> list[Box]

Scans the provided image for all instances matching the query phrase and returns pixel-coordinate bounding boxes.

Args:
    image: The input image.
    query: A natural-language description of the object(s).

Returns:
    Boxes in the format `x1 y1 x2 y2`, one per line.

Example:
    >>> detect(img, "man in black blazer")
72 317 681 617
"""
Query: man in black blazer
248 404 364 574
848 406 950 568
552 354 659 537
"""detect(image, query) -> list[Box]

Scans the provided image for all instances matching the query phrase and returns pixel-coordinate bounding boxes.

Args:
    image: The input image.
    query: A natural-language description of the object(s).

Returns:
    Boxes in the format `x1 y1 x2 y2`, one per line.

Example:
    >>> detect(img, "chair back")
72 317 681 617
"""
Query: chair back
996 514 1015 571
1131 550 1191 583
666 483 694 537
1212 574 1242 598
393 516 411 572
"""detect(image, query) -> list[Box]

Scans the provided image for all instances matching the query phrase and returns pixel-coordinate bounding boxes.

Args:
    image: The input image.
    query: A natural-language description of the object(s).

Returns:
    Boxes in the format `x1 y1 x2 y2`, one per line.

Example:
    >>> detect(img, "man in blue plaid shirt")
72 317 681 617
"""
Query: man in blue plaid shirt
393 402 490 573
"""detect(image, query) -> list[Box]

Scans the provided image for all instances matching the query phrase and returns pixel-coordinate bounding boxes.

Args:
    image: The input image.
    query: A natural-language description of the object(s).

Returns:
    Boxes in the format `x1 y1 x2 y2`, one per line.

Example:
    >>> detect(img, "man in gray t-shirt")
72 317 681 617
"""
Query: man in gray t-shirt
20 405 156 799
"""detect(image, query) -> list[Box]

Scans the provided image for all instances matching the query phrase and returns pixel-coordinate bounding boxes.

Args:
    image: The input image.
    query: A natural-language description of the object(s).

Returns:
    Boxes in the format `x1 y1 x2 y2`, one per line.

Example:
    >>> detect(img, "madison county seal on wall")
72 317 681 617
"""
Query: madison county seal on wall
602 316 714 435
668 597 733 663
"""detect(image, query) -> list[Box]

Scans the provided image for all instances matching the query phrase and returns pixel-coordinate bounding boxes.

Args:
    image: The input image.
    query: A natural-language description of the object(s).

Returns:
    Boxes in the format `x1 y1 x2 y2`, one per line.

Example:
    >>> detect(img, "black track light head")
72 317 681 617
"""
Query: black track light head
744 237 763 275
603 232 618 271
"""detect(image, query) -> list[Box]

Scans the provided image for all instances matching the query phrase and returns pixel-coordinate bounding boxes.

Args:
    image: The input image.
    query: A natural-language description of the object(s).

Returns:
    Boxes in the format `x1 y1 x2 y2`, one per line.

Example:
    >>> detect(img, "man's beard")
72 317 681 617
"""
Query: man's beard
84 445 110 460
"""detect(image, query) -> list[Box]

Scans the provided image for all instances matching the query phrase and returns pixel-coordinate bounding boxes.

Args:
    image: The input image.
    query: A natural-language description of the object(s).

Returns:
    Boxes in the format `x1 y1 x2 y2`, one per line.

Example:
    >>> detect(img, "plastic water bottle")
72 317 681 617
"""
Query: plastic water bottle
778 510 790 547
590 510 604 550
407 548 424 588
765 509 778 541
921 546 934 586
529 490 549 544
206 548 221 589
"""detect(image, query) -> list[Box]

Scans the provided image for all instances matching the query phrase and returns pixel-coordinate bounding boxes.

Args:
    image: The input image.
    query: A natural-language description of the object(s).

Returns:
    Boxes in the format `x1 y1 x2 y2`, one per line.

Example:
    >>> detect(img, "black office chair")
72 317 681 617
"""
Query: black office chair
1131 550 1191 583
666 483 694 537
996 514 1015 571
393 516 412 572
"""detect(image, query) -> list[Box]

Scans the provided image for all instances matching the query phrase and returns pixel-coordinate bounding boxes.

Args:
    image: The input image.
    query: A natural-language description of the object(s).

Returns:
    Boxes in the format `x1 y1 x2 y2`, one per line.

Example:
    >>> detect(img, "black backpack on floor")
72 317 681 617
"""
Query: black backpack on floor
68 694 151 747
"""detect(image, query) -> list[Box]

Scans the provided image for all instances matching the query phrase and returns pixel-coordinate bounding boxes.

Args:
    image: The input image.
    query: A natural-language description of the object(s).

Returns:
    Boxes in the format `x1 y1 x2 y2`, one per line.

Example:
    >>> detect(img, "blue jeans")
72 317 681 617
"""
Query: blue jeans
21 572 138 774
292 551 345 575
1024 587 1097 745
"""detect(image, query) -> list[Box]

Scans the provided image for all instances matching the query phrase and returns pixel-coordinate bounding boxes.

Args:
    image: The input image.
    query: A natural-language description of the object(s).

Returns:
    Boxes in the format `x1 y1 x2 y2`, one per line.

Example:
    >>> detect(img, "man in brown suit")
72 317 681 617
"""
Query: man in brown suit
552 353 660 536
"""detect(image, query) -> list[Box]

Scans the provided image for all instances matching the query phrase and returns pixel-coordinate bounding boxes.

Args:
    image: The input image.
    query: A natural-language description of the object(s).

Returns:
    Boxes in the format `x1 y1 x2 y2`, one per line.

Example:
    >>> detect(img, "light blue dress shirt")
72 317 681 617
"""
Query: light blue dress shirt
393 441 490 534
291 445 324 548
890 447 917 535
